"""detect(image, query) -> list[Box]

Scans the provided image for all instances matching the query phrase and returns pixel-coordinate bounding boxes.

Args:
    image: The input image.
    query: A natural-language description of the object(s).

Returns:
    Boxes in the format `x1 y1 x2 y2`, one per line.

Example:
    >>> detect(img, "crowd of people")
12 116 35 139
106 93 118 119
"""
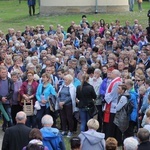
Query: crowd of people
0 14 150 149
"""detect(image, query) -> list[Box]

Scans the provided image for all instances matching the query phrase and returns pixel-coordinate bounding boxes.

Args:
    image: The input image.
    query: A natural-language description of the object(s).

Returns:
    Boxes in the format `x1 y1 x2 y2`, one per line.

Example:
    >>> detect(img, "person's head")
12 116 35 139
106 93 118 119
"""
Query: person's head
146 109 150 118
87 119 99 130
11 71 19 82
0 66 8 79
27 70 34 81
117 84 127 95
16 111 27 124
29 128 43 141
41 73 50 83
137 128 150 143
111 69 121 79
123 137 138 150
93 69 101 79
87 67 95 78
41 115 53 127
106 137 118 150
64 74 73 85
70 137 81 150
145 79 150 89
125 79 134 90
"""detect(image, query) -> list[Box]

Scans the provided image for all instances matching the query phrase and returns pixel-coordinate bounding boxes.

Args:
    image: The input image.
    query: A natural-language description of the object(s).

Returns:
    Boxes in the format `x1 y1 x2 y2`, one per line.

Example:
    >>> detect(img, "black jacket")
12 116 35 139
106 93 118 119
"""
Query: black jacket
138 141 150 150
76 82 96 108
2 123 31 150
0 77 14 101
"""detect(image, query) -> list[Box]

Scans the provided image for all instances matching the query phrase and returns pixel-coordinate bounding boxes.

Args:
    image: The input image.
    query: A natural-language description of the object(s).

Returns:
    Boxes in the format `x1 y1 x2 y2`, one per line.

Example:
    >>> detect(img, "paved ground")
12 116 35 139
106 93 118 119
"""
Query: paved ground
0 126 4 149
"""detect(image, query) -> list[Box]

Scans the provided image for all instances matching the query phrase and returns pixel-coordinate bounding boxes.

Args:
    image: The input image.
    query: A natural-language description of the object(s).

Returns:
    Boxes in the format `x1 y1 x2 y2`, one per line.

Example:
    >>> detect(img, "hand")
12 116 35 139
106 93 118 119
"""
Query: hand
24 95 29 100
76 99 79 103
41 100 47 104
2 97 7 103
59 102 64 108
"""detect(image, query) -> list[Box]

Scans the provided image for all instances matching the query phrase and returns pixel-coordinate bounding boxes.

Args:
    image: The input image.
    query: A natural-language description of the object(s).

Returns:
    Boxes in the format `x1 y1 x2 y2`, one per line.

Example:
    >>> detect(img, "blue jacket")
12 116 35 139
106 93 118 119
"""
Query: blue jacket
73 78 81 88
40 127 66 150
31 46 45 52
36 83 56 108
129 88 138 122
28 0 36 6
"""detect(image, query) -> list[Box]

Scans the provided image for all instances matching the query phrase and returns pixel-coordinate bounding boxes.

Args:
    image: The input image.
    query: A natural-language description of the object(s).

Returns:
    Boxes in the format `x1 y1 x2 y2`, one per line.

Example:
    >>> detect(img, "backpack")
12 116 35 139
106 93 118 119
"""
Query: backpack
124 96 134 115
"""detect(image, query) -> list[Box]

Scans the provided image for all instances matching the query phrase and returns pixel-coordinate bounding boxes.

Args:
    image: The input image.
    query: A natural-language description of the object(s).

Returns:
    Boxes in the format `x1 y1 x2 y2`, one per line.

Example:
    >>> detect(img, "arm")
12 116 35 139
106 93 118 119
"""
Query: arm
36 84 42 102
2 130 9 150
105 82 121 104
116 96 127 111
6 79 14 100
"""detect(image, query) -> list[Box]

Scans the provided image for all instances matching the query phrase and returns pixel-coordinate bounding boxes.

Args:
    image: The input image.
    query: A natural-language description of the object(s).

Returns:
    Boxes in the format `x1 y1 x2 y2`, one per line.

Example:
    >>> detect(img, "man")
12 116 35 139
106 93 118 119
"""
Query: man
124 79 138 138
40 115 66 150
0 66 14 131
103 69 122 139
123 137 138 150
2 111 31 150
137 128 150 150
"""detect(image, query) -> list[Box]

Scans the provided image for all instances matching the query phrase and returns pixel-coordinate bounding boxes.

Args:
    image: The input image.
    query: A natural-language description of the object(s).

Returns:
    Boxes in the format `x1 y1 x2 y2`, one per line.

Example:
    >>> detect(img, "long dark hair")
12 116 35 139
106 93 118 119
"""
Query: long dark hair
80 74 89 91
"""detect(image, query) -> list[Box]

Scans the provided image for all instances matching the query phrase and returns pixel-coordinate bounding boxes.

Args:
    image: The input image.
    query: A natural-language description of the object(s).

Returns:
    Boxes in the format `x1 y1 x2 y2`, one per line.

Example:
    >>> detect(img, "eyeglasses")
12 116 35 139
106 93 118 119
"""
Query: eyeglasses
136 80 141 82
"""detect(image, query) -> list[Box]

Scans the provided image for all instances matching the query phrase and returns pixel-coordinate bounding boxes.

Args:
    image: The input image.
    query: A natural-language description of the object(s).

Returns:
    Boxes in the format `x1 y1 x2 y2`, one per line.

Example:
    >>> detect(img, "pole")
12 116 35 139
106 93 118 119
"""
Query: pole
95 0 98 14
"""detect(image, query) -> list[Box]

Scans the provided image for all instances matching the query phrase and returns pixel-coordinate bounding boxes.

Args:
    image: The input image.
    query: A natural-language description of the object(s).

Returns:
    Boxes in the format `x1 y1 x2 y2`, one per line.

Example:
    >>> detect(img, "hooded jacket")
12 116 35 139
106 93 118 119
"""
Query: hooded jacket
40 127 66 150
78 129 105 150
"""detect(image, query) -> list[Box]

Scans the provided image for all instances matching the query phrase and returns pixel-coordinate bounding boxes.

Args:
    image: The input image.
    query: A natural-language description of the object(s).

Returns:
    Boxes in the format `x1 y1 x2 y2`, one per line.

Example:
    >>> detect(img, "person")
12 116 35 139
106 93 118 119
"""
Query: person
40 115 66 150
105 137 118 150
56 74 77 137
124 79 138 138
76 74 97 132
70 137 81 150
89 68 102 132
36 73 56 128
78 118 105 150
103 69 122 139
137 0 143 12
113 84 130 146
27 0 36 16
137 128 150 150
123 137 138 150
20 70 38 128
0 66 14 131
2 111 31 150
129 0 134 12
11 71 22 125
22 128 48 150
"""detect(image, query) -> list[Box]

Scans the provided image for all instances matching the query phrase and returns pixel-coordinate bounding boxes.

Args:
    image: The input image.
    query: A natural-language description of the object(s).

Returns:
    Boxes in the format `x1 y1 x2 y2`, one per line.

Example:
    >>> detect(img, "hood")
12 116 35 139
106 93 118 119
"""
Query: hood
40 127 59 140
81 130 105 145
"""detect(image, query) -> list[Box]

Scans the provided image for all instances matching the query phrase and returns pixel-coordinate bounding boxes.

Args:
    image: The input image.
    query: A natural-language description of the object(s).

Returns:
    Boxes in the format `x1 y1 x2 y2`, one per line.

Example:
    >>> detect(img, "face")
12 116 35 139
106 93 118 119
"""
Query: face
0 69 7 78
57 71 64 79
102 67 107 74
45 67 52 74
93 71 100 79
64 77 71 85
27 73 34 81
42 76 49 83
118 86 123 94
11 75 18 82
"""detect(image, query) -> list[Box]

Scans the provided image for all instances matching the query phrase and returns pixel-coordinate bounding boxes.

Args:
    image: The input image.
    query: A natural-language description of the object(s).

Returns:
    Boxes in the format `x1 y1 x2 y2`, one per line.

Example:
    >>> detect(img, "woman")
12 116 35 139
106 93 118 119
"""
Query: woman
20 70 38 128
78 119 105 150
106 137 118 150
22 128 48 150
57 74 76 137
4 55 13 69
36 73 56 129
76 74 97 131
11 71 22 125
113 84 129 146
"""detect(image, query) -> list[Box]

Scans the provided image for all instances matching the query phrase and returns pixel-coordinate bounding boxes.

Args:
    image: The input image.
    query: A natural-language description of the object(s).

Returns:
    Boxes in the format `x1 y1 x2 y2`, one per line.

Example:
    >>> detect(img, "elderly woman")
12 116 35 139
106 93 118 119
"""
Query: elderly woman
20 70 38 128
57 74 76 137
36 73 56 129
78 119 105 150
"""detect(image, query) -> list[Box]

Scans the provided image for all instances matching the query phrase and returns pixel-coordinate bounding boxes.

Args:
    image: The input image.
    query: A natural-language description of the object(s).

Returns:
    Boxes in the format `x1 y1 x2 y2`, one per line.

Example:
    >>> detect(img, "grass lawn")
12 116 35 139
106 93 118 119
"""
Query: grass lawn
0 1 149 34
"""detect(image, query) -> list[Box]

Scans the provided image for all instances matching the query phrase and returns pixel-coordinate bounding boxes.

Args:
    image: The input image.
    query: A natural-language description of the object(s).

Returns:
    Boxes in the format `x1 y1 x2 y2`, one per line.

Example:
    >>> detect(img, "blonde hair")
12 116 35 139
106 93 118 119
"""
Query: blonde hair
106 137 118 150
64 74 73 83
87 119 99 130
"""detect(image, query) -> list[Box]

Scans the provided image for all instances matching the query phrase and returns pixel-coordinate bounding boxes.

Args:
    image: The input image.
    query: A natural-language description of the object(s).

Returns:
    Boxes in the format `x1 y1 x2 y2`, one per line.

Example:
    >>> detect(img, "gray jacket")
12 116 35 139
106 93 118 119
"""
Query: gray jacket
78 129 105 150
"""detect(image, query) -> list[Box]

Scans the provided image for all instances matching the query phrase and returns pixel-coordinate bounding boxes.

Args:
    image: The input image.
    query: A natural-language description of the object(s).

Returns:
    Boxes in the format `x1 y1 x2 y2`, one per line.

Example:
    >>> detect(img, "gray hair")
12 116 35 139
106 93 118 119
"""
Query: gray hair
16 111 27 121
123 137 138 150
94 68 101 75
41 115 54 126
112 69 121 77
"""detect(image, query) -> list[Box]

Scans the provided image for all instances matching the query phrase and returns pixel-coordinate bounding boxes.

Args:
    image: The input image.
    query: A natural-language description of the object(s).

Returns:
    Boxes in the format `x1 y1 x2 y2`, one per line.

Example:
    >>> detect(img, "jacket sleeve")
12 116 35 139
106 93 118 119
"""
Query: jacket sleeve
2 129 9 150
90 86 97 100
36 84 42 102
6 79 14 100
